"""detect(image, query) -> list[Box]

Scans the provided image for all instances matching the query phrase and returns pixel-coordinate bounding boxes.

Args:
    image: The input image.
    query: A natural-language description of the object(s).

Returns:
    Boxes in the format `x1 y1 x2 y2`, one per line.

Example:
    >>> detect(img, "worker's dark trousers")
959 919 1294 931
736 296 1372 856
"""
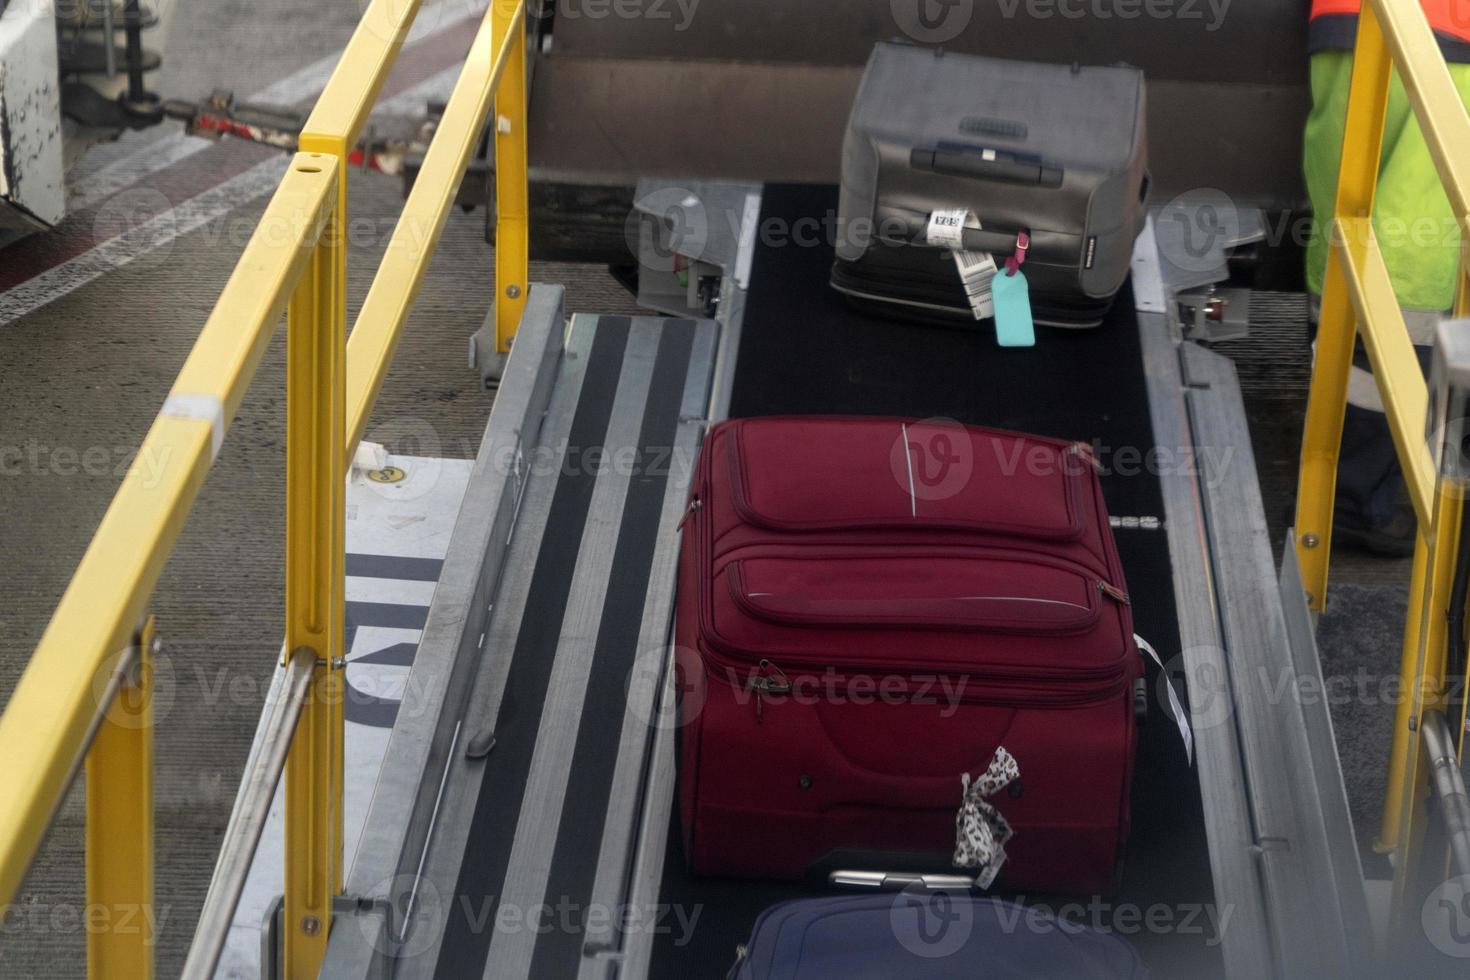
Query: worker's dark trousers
1309 293 1434 532
1333 344 1433 531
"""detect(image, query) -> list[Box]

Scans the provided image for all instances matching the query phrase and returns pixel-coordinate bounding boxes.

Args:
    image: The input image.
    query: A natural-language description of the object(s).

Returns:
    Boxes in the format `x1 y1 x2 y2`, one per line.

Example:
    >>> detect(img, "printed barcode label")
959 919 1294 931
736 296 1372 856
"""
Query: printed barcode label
926 209 970 249
955 250 997 320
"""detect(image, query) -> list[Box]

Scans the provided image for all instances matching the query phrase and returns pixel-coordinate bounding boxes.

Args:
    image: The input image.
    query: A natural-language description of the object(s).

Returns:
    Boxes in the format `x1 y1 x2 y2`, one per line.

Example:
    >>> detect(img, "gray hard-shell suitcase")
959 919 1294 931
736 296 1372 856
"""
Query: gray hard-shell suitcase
833 44 1149 329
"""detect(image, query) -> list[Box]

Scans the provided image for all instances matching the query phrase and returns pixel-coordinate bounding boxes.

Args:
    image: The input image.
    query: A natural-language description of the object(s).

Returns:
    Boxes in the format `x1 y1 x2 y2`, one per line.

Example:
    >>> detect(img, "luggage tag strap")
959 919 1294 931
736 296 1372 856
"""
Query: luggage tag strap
1004 229 1030 276
953 746 1019 888
1136 633 1194 765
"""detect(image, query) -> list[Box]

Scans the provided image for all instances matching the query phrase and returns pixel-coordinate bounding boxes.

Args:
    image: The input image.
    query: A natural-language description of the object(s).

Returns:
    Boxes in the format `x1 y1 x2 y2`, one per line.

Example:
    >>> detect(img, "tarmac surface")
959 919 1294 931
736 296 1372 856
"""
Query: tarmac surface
1 2 635 975
0 2 1415 977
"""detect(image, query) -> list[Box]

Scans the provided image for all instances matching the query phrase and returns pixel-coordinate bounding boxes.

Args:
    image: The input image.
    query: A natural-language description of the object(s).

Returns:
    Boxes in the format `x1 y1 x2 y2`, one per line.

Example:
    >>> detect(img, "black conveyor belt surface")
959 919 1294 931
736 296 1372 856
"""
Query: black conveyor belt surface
652 184 1217 979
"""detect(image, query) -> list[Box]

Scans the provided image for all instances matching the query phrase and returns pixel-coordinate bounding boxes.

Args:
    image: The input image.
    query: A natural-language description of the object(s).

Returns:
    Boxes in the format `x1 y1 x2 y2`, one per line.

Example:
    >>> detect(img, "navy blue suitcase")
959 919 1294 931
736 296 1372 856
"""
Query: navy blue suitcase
729 894 1146 979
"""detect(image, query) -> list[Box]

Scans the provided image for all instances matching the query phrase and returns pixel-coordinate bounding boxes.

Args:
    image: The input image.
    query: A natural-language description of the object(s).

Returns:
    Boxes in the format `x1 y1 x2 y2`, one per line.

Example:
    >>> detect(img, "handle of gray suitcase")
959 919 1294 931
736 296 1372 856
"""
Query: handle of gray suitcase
910 146 1064 188
874 206 1018 253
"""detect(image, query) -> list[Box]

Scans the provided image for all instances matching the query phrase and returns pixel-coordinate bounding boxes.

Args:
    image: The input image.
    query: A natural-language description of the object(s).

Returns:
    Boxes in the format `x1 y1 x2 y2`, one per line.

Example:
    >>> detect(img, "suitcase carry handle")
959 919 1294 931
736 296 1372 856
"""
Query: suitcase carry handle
910 145 1064 188
875 206 1018 253
828 870 978 890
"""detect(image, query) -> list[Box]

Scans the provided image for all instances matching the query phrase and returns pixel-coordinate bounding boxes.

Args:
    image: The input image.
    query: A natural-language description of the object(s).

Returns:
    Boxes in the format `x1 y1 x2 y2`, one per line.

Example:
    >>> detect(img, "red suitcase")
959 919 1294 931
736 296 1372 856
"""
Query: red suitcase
673 417 1142 895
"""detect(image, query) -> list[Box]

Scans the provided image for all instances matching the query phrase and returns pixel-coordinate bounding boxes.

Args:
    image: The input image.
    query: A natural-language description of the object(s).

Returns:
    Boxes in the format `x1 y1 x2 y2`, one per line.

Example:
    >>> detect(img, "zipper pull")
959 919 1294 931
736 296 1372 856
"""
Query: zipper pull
676 496 702 531
727 943 748 980
1070 441 1103 473
1097 579 1131 605
746 659 791 724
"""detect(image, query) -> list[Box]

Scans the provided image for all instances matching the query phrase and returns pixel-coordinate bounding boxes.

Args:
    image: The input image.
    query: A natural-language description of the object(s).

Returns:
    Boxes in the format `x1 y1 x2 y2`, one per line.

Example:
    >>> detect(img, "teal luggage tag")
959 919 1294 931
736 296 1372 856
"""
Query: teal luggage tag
992 269 1035 347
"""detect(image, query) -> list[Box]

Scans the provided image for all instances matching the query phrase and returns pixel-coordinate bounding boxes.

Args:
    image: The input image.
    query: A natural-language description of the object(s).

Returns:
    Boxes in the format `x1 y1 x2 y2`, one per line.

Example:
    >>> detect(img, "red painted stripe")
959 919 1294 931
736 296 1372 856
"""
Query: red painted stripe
0 14 479 291
0 139 281 291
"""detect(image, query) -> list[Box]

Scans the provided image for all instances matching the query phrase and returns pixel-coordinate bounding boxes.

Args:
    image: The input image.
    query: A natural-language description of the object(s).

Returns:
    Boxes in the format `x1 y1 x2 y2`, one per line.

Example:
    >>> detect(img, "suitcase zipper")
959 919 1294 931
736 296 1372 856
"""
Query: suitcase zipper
707 647 1128 711
676 495 702 532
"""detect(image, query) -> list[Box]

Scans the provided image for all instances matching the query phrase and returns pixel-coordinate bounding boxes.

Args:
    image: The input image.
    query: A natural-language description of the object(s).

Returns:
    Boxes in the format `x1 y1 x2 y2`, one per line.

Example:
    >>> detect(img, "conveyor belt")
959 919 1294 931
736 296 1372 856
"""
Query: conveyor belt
648 185 1217 978
317 182 1370 980
414 312 716 980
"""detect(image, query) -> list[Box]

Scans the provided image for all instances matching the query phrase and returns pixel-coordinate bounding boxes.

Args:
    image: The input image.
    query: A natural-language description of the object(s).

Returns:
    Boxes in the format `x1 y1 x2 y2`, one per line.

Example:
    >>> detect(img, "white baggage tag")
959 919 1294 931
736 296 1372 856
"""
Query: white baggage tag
1135 633 1194 765
954 250 998 320
925 208 970 249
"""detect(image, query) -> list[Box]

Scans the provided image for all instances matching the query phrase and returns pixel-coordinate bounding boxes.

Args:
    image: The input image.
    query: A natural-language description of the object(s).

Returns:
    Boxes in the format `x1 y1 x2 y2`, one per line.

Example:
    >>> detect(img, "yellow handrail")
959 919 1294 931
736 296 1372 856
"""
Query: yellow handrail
347 0 527 454
0 155 336 910
0 0 529 975
1293 0 1470 947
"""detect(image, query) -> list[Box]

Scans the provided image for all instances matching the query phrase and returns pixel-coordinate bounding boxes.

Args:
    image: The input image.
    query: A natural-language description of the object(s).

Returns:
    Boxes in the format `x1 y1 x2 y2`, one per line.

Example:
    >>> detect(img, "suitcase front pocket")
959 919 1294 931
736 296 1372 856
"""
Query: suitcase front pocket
726 556 1101 635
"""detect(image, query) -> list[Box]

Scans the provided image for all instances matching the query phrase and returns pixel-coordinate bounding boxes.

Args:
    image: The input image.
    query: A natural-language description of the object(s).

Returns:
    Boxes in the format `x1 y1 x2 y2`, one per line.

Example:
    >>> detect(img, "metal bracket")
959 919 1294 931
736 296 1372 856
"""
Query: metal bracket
1150 196 1266 342
1429 319 1470 483
1179 285 1253 343
1422 710 1470 877
264 893 396 980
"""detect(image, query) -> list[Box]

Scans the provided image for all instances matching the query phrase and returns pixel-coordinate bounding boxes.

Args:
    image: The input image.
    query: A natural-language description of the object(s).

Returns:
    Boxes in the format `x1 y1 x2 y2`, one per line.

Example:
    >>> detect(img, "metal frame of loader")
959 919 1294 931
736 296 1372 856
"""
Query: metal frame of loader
316 187 1372 979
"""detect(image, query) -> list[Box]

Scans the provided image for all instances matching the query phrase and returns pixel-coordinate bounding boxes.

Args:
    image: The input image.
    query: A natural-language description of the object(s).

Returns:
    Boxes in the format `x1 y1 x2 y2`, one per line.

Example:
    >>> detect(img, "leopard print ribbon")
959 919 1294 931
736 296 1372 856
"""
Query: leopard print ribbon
952 746 1020 889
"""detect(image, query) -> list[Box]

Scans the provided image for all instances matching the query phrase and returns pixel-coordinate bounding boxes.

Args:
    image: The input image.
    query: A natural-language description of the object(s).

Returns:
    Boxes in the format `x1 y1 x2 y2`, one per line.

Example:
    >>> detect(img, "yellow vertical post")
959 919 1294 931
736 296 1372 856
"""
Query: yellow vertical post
281 153 345 979
85 616 156 980
296 129 350 904
1295 0 1393 611
1378 532 1432 851
492 0 528 353
1457 252 1470 757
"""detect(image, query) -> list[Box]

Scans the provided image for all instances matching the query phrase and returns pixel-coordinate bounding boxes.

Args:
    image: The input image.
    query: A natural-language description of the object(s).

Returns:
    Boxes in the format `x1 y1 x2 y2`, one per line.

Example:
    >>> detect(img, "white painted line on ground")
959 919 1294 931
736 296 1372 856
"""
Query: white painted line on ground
67 130 213 213
374 64 462 116
0 157 290 326
10 0 483 327
67 0 483 215
253 0 482 108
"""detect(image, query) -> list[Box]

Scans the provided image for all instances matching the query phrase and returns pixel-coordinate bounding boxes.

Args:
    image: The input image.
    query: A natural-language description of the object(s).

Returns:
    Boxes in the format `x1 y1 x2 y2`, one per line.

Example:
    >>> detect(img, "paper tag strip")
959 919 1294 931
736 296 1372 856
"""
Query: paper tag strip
953 746 1019 888
925 208 970 249
954 250 998 320
927 209 997 320
1136 633 1194 765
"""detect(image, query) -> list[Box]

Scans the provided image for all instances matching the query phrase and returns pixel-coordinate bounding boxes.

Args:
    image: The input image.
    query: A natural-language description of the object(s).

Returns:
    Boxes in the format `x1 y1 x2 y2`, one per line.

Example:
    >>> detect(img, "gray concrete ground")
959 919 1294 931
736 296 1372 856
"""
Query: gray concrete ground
0 4 1424 978
1 2 635 976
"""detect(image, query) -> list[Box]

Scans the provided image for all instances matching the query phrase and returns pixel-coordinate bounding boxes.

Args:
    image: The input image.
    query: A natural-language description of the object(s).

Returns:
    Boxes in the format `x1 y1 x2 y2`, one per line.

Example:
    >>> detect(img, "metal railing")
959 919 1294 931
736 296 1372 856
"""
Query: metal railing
1294 0 1470 948
0 0 528 975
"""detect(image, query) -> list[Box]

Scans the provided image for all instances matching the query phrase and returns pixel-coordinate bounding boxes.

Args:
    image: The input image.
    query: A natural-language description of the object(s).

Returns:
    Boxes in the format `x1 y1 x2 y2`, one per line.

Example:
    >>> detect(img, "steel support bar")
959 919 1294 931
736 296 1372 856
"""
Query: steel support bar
1334 217 1436 524
1294 0 1392 612
0 156 336 907
85 616 157 980
493 0 529 353
1422 709 1470 878
181 648 317 980
300 0 422 150
282 187 347 977
344 0 525 453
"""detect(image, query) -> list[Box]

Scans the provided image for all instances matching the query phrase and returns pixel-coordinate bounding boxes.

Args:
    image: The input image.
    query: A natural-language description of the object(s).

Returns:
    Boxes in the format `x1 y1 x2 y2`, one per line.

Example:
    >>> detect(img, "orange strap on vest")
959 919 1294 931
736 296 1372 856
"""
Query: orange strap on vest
1310 0 1470 43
